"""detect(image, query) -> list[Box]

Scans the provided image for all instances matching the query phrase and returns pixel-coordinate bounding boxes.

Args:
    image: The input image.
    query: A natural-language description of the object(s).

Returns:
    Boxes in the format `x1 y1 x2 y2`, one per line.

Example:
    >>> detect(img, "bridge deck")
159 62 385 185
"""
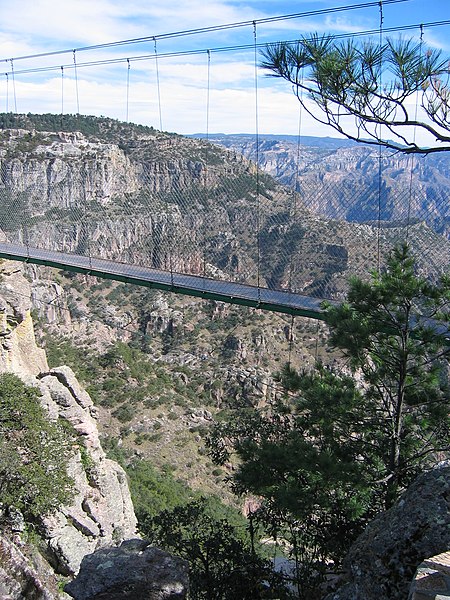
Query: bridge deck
0 243 325 319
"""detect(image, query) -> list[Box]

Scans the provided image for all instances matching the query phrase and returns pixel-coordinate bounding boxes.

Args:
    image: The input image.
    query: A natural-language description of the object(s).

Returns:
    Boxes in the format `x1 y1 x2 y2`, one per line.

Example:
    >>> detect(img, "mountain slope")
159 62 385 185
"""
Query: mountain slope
0 114 448 303
201 133 450 240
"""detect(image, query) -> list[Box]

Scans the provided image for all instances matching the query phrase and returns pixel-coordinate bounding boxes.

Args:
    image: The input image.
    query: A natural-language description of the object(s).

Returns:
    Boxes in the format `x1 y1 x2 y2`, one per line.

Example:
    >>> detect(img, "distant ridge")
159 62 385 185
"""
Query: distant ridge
188 132 358 149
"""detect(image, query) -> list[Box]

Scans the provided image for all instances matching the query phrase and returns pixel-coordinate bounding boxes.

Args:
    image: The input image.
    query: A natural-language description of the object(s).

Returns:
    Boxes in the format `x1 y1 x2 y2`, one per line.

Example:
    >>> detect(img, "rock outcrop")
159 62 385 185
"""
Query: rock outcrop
0 260 137 591
0 261 48 377
65 540 189 600
409 551 450 599
0 535 64 600
326 464 450 600
37 366 138 575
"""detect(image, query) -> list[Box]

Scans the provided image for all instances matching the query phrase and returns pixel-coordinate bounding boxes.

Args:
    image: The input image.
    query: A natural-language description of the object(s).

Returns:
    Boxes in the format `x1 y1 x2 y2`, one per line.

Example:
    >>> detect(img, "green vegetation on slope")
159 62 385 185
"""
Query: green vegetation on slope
209 245 450 599
0 373 74 519
0 112 157 141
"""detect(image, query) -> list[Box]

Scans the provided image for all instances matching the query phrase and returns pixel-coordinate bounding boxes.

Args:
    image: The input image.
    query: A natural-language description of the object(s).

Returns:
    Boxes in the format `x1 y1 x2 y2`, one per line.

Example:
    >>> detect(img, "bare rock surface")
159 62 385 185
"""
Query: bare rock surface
409 550 450 599
38 366 138 575
0 262 48 376
326 464 450 600
0 262 138 577
64 540 189 600
0 534 66 600
31 280 71 326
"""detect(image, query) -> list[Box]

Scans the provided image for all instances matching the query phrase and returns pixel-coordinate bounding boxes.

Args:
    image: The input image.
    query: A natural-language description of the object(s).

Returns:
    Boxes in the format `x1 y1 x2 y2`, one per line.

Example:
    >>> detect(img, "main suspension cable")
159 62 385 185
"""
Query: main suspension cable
5 17 450 78
1 0 410 66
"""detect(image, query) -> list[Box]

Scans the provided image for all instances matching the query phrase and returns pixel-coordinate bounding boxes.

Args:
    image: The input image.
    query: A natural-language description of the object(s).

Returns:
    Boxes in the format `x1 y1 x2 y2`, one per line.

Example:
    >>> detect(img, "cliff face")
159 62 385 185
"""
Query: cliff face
0 129 249 272
1 118 448 301
206 134 450 239
0 261 48 376
0 260 138 596
37 365 138 576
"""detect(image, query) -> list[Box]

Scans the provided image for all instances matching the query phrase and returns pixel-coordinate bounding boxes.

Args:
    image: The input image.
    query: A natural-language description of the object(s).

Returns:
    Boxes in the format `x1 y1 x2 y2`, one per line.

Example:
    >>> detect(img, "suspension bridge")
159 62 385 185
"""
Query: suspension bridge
0 1 449 325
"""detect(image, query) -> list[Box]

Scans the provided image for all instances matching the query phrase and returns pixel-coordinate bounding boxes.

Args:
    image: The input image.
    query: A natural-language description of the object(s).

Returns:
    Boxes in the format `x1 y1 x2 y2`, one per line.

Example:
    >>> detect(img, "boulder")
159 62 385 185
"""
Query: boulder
409 551 450 599
64 540 188 600
326 464 450 600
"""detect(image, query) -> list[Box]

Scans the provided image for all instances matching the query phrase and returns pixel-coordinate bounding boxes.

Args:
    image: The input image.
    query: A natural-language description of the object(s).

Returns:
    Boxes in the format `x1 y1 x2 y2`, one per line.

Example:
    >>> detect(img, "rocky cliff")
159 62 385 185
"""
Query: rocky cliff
205 133 450 240
0 260 138 596
1 115 448 301
326 463 450 600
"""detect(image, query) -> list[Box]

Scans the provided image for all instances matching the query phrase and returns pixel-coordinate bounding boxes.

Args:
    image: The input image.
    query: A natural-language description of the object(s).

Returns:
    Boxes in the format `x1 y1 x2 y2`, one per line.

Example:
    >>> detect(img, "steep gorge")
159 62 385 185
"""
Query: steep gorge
205 133 450 239
1 114 448 302
0 115 448 599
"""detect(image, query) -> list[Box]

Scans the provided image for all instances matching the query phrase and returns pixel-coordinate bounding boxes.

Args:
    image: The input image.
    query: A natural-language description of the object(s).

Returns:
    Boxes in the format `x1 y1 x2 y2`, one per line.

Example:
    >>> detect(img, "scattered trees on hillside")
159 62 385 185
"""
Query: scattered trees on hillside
261 36 450 154
209 245 450 598
0 112 157 140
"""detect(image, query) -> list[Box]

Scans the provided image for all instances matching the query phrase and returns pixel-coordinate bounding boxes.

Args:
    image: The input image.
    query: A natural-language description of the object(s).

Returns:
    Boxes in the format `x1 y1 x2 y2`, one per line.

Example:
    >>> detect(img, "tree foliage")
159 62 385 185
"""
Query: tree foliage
0 112 157 141
141 496 289 599
324 243 450 507
0 373 74 519
209 245 449 597
261 35 450 153
208 370 377 598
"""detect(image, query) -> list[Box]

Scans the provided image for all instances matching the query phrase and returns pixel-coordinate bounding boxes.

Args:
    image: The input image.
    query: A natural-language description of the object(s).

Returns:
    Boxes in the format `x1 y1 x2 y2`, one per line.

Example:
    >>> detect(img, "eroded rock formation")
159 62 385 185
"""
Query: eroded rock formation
326 464 450 600
37 366 137 575
0 260 137 594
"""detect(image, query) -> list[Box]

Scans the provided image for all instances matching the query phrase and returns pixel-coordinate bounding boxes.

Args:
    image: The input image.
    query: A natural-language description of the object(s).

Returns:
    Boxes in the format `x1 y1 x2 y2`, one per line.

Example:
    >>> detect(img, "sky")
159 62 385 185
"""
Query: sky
1 0 449 139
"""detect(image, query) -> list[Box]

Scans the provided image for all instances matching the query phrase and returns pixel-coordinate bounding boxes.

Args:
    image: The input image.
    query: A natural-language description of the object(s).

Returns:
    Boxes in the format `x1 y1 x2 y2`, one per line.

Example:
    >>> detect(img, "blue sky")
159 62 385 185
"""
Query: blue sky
0 0 449 138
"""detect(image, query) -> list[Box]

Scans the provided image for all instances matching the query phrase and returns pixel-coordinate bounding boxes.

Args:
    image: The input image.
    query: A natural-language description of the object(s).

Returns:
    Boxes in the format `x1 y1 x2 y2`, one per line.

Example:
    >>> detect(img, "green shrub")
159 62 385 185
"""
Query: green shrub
0 373 74 518
113 404 135 423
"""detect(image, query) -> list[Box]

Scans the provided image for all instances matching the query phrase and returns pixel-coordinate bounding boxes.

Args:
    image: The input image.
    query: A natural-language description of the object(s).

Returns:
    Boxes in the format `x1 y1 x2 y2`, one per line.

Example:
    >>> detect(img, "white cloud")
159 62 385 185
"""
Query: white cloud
1 0 449 143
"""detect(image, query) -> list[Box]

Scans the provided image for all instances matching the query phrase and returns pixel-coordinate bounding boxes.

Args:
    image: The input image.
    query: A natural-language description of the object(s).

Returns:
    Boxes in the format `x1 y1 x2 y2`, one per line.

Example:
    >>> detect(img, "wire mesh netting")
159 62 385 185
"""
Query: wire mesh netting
1 3 449 305
0 120 448 303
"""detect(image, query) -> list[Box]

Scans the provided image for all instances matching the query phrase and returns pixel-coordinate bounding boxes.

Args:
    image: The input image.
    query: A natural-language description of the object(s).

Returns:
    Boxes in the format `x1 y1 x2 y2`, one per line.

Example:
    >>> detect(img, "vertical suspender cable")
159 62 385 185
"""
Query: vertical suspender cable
253 22 261 303
287 85 305 369
406 24 423 243
61 66 64 116
205 50 211 147
5 73 8 113
10 60 17 113
203 49 211 280
126 59 131 123
314 320 320 362
287 93 304 294
154 39 163 131
153 39 172 285
376 0 384 272
73 50 80 114
288 314 295 368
